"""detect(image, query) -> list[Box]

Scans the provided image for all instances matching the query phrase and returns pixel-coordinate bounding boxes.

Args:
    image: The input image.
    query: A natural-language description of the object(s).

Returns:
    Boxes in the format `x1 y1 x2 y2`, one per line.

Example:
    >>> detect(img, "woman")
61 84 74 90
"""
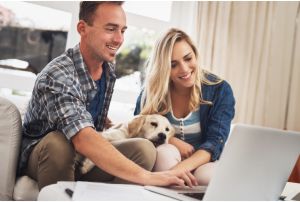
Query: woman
134 28 235 185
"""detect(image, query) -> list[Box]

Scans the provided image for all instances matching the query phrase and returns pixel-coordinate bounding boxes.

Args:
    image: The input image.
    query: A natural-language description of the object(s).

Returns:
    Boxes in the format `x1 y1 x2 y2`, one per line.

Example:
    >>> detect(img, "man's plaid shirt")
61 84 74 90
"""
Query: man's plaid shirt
18 44 116 174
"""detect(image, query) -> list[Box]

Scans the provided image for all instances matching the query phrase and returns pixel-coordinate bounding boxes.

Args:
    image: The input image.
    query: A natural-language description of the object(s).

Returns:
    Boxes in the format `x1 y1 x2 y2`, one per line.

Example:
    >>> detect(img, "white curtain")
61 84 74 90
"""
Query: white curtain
192 2 300 131
170 1 199 40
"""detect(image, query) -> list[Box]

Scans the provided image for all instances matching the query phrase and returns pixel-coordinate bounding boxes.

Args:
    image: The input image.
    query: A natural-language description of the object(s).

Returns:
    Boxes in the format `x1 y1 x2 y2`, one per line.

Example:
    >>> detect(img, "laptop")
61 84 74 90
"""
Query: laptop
145 123 300 201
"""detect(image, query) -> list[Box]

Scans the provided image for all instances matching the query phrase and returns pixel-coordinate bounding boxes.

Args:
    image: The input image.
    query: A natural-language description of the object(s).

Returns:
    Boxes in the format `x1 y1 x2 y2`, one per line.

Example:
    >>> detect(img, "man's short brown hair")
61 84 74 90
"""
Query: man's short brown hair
79 1 124 26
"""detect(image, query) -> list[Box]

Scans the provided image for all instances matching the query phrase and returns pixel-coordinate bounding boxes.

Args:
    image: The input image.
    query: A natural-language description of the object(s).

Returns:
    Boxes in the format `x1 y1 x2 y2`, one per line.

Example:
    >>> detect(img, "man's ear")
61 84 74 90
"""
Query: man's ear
77 20 86 35
128 115 146 137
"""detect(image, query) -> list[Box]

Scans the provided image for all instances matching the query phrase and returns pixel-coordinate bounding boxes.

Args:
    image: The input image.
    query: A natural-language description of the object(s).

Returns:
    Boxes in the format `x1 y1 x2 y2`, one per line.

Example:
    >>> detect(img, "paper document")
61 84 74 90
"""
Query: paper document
72 181 173 201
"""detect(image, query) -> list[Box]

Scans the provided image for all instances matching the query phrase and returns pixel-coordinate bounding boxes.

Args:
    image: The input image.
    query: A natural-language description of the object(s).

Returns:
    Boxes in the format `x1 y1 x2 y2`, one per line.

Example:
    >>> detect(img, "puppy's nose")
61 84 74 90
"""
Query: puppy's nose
158 133 166 140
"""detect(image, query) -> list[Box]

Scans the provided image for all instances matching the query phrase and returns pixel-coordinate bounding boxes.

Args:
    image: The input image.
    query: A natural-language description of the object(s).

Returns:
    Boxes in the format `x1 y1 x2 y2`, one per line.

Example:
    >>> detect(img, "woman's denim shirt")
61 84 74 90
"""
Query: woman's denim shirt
134 74 235 161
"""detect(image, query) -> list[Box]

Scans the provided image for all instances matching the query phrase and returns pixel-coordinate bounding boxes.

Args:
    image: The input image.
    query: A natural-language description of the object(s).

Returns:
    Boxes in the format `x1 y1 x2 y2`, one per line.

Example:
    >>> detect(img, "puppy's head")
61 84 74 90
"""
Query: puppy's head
128 114 175 147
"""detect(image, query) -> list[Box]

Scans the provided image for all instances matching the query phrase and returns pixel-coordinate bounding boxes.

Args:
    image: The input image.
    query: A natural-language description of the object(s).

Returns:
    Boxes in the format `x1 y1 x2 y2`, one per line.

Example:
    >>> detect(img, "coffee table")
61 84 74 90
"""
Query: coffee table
38 181 174 201
38 181 300 201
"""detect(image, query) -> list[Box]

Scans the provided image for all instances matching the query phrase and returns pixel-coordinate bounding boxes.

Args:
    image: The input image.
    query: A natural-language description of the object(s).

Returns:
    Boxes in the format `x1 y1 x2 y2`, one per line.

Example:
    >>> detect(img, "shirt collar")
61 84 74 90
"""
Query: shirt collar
68 44 116 91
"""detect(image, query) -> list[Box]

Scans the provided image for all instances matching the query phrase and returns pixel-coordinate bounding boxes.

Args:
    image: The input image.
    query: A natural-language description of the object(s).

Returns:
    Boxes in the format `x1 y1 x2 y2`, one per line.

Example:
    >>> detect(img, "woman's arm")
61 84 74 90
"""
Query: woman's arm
172 149 211 172
199 80 235 161
169 137 194 159
169 137 211 171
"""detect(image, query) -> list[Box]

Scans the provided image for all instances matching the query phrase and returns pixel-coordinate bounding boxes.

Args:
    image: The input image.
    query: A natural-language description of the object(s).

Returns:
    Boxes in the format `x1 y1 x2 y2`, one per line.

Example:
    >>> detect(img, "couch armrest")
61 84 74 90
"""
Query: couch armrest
0 97 22 200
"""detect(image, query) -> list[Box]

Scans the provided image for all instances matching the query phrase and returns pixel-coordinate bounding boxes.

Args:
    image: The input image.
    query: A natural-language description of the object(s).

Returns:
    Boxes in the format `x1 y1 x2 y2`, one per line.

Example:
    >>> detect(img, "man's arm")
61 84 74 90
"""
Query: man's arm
72 127 198 187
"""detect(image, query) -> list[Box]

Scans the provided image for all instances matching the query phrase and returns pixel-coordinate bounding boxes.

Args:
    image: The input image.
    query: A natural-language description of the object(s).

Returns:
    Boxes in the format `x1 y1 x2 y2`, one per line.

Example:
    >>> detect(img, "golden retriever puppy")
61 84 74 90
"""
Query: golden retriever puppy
78 114 175 174
103 114 175 145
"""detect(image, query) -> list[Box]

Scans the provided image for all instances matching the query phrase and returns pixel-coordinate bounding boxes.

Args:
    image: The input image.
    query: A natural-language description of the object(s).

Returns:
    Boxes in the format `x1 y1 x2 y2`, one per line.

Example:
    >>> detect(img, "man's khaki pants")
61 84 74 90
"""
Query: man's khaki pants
25 131 157 190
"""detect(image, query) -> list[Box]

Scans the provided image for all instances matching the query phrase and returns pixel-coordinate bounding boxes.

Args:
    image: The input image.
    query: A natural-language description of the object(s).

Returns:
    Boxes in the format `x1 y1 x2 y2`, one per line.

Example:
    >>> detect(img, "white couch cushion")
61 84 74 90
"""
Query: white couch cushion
0 97 39 201
13 176 39 200
0 97 22 200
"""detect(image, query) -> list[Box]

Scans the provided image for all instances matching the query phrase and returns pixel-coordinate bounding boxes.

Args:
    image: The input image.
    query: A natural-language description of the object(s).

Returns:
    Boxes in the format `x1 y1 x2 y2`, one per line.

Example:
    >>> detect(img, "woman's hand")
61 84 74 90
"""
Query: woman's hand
169 137 195 159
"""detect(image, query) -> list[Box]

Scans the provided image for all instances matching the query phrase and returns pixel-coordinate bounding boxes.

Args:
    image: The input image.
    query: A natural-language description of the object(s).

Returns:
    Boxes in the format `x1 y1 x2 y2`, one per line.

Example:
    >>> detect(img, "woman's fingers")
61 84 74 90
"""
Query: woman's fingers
182 147 194 158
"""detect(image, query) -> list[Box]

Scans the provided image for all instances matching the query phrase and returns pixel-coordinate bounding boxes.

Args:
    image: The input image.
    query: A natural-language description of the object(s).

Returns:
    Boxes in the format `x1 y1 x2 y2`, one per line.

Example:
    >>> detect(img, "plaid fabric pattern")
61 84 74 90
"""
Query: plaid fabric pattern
18 44 116 174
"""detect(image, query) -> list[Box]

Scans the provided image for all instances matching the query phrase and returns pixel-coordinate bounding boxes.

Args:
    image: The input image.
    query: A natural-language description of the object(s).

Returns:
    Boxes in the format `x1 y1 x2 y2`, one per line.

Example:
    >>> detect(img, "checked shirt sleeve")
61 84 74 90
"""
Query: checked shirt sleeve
37 75 94 140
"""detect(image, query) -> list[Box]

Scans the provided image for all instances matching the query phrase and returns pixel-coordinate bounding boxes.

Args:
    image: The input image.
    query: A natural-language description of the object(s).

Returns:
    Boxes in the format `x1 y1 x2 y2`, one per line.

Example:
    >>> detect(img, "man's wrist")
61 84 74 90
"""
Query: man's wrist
136 170 151 185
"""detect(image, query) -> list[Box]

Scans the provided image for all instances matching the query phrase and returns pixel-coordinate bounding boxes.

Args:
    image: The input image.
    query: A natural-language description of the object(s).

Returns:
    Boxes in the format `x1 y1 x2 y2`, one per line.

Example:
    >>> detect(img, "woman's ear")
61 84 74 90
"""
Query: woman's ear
128 115 146 137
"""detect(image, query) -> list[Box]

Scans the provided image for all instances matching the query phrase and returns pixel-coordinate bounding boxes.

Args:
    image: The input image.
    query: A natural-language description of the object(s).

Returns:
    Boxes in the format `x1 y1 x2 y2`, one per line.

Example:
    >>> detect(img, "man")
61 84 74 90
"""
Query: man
19 1 197 190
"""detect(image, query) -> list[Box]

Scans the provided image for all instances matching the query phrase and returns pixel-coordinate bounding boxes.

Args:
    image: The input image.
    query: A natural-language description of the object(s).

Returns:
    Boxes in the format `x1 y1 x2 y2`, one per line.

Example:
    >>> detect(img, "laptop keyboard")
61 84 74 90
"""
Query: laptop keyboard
144 185 207 201
171 186 207 200
180 192 205 200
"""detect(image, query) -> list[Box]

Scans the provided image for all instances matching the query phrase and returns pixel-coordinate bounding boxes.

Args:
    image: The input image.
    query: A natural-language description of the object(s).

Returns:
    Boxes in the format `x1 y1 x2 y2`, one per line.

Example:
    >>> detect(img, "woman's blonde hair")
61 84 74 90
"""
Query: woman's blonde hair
140 28 221 115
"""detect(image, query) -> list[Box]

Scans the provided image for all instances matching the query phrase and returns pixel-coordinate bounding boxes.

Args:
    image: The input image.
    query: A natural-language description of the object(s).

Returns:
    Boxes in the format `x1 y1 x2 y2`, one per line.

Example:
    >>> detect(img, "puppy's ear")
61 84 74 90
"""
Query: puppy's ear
170 127 176 137
166 126 176 143
128 115 146 137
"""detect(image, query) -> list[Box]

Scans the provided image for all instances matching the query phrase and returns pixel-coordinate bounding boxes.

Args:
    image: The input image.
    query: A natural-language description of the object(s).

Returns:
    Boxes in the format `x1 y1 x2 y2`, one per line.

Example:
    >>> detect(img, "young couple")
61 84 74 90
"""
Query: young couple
19 1 235 190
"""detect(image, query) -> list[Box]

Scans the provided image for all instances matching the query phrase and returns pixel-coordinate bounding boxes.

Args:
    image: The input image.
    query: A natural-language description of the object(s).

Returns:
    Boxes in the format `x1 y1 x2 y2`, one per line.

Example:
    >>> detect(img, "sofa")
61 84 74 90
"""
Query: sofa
0 97 39 200
0 73 139 200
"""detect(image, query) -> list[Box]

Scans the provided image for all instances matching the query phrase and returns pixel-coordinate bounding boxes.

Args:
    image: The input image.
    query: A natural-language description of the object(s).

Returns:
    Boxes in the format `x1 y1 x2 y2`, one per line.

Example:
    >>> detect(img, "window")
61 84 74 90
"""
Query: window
124 1 172 22
109 2 173 122
115 1 173 79
0 2 174 122
0 1 71 103
0 2 71 74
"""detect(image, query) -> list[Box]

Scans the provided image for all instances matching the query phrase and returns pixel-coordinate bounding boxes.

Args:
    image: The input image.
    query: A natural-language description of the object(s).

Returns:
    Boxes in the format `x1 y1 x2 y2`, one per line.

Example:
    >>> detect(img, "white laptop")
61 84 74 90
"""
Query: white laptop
145 123 300 201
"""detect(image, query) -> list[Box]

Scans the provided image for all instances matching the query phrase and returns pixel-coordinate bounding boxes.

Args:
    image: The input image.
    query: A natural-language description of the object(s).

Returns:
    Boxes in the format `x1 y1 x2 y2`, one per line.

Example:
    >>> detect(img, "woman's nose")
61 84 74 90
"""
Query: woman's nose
179 62 190 71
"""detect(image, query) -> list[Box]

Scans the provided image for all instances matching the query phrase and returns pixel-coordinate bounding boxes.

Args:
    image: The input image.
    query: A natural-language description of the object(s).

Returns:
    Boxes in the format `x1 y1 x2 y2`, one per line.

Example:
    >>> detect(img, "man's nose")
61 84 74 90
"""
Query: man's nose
113 31 123 44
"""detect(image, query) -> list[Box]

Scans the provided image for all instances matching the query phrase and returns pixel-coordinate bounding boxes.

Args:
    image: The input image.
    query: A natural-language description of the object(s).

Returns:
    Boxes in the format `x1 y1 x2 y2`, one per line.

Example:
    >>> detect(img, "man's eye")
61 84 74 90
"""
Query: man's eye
106 28 115 32
150 122 158 127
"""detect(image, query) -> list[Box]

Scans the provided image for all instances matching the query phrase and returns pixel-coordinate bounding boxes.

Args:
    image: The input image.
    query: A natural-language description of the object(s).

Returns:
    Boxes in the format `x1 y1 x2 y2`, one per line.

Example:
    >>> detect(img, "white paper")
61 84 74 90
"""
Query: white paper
72 181 173 201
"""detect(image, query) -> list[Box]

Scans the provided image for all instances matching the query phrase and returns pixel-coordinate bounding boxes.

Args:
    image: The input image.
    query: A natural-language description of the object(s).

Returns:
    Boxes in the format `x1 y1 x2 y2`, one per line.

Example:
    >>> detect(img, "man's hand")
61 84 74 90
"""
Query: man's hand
169 137 195 159
73 128 198 187
142 169 198 187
